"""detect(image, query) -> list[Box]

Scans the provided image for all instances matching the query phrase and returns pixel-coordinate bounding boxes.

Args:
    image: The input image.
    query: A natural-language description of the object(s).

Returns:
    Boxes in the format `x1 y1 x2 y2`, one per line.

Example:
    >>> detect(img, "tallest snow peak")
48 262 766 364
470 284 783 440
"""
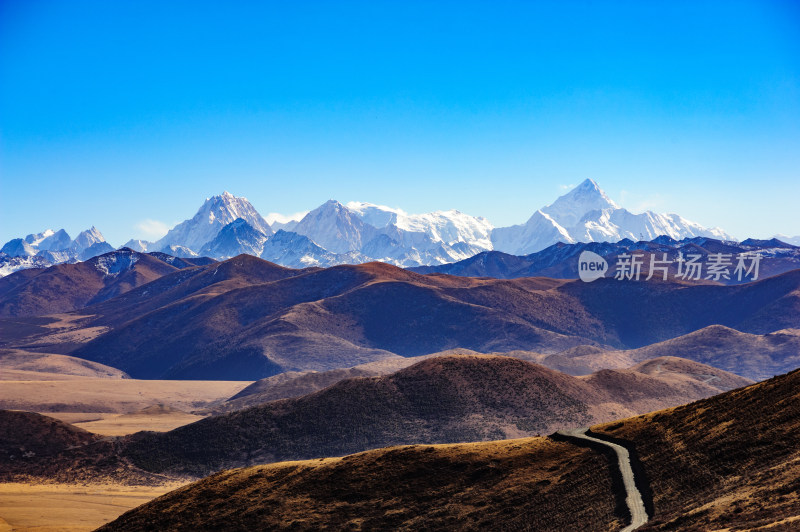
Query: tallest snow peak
540 179 618 229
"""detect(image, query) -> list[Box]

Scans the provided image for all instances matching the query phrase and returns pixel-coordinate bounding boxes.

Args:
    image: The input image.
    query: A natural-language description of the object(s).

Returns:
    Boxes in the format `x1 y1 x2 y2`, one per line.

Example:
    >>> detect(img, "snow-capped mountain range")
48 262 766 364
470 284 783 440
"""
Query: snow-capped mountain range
0 179 765 276
0 226 115 276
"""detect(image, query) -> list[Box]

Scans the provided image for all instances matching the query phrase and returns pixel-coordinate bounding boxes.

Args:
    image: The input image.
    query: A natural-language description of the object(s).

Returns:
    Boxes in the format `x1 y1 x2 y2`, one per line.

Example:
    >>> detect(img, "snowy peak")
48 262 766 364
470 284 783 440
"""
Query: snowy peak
91 249 139 277
541 179 618 229
260 230 337 268
24 229 55 246
72 226 106 251
292 200 378 254
1 238 36 257
156 191 273 253
346 201 494 251
491 179 735 254
491 210 574 256
121 239 151 252
38 229 72 251
200 218 269 260
346 201 402 229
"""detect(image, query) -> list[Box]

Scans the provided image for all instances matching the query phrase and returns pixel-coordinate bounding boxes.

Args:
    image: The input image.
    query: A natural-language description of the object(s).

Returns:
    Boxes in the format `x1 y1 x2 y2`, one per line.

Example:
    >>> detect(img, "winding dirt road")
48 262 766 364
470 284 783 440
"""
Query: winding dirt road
557 427 648 531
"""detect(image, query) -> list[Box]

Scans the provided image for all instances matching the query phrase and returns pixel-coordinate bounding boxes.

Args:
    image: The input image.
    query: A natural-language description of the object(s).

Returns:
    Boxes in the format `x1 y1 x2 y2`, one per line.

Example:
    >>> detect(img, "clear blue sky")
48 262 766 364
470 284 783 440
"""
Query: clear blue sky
1 0 799 245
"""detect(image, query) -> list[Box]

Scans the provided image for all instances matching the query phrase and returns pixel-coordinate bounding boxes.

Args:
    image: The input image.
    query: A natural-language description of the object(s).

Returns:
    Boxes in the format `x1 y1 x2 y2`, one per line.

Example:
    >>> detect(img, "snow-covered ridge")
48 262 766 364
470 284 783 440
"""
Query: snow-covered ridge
0 226 114 277
94 251 139 277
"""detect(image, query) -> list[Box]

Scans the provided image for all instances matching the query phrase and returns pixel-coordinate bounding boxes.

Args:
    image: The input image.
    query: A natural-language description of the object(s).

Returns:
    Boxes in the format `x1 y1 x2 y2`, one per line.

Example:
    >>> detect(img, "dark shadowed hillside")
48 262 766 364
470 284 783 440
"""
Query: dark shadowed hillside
0 410 157 484
121 355 749 477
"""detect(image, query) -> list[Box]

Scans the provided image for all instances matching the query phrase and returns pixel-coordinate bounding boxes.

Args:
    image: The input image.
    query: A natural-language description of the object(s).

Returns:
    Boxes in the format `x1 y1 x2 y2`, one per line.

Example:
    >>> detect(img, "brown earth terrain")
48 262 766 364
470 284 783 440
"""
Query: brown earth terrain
526 325 800 381
100 437 626 532
98 365 800 531
72 405 206 437
215 351 750 415
0 348 127 380
0 482 186 532
0 376 250 437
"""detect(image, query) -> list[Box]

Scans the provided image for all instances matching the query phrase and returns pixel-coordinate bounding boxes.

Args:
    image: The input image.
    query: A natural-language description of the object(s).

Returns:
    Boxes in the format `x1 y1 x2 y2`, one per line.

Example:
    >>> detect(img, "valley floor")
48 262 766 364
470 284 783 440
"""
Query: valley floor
0 482 187 532
0 377 252 436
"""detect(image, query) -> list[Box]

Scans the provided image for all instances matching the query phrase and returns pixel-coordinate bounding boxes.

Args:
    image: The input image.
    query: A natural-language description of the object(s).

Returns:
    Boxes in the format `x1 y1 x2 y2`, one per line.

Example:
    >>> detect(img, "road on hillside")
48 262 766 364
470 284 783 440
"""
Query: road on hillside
556 427 648 532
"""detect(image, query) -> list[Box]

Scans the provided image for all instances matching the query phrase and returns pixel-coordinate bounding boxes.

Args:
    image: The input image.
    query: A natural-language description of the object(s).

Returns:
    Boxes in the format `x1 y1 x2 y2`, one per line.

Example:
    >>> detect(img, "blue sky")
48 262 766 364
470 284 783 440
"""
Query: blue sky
1 0 799 245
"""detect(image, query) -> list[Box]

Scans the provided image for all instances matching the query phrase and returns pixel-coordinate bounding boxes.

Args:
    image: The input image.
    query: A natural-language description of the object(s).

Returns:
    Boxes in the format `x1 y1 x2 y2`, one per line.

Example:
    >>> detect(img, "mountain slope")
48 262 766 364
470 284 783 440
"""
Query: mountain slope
490 210 575 256
215 353 748 415
543 325 800 381
416 236 800 284
292 200 379 254
25 261 798 380
620 325 800 380
0 410 158 484
259 229 339 267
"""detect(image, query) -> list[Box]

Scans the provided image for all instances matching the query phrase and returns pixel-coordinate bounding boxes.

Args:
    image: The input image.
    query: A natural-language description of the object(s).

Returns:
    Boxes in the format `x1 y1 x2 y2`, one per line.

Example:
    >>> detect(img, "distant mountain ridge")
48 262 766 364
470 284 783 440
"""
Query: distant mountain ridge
0 179 776 275
412 236 800 284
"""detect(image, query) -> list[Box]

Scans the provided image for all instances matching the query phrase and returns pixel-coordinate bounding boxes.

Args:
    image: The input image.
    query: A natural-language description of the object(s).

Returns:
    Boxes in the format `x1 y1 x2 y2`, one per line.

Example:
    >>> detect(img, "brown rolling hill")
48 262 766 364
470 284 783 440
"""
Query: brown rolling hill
215 352 750 415
0 348 128 380
71 262 800 379
620 325 800 381
0 410 158 484
1 255 797 379
550 325 800 381
120 355 748 477
100 363 800 531
214 349 484 412
0 249 189 317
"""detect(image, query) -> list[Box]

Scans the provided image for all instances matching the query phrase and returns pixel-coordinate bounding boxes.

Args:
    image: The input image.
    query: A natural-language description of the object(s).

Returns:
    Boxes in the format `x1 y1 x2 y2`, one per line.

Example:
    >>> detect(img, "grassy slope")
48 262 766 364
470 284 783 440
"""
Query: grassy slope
101 438 624 532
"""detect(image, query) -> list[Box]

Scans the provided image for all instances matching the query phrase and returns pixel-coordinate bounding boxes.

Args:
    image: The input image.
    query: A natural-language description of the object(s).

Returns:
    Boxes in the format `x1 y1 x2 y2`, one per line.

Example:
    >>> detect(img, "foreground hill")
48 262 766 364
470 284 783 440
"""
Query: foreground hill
102 437 625 531
100 365 800 531
121 355 748 476
592 367 800 529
